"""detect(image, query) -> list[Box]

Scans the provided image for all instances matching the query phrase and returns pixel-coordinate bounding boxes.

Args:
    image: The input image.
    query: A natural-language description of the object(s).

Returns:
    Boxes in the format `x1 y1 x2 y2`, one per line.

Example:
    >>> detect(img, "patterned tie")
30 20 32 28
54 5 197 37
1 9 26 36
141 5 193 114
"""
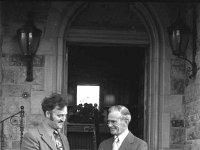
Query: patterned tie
112 136 119 150
53 130 64 150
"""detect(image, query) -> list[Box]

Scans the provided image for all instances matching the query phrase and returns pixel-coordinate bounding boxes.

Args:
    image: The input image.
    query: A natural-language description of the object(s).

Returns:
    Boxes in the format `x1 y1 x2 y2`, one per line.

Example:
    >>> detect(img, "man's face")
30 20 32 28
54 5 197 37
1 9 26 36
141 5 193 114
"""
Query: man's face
46 106 68 130
107 110 127 136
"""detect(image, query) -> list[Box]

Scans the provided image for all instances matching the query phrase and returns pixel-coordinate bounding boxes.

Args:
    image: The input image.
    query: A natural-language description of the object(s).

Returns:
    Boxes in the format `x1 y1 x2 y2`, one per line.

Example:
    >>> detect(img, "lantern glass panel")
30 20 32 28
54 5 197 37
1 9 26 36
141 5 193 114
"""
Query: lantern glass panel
168 18 190 57
17 25 41 56
18 31 27 55
28 29 41 55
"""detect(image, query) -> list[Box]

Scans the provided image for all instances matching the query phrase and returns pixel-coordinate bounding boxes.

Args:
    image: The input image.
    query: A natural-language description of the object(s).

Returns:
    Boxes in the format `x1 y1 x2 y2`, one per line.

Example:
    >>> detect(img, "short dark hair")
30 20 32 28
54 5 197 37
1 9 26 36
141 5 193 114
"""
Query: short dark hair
41 93 67 115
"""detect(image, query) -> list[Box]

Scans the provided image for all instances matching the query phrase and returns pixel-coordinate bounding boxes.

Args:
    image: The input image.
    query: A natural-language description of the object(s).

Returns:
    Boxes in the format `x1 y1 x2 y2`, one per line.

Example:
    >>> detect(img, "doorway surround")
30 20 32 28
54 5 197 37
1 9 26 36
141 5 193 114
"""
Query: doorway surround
54 2 166 150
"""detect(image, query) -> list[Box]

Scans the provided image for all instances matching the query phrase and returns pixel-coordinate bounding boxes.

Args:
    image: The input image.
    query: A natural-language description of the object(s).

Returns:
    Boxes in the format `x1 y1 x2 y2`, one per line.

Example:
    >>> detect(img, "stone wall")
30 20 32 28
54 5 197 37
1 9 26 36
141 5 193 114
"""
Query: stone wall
183 4 200 150
0 54 45 149
0 2 195 150
0 2 58 149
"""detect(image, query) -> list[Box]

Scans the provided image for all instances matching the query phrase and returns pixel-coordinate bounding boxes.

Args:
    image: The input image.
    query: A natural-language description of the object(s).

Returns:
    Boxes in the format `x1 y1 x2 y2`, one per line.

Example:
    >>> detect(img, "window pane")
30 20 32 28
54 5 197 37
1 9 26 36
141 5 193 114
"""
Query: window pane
77 85 100 107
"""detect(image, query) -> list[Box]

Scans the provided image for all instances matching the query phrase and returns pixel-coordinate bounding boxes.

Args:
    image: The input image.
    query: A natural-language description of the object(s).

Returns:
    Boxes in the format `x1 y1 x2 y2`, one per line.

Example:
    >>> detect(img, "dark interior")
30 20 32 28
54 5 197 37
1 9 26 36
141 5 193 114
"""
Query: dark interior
67 44 146 148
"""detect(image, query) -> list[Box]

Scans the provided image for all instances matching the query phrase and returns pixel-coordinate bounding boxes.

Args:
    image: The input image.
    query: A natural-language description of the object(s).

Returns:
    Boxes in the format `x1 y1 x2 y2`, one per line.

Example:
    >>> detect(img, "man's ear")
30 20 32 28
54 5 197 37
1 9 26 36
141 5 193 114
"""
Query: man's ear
124 119 129 126
46 111 50 118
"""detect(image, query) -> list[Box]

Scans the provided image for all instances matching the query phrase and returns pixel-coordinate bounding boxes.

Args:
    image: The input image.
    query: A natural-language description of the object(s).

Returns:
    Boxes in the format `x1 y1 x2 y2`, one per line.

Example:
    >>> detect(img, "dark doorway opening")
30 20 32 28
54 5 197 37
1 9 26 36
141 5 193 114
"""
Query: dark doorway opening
67 44 146 147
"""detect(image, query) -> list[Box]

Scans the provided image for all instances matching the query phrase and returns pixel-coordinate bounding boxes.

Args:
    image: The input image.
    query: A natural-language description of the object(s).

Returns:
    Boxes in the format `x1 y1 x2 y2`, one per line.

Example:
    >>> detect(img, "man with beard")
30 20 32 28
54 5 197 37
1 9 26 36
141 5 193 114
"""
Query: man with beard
98 105 147 150
21 93 70 150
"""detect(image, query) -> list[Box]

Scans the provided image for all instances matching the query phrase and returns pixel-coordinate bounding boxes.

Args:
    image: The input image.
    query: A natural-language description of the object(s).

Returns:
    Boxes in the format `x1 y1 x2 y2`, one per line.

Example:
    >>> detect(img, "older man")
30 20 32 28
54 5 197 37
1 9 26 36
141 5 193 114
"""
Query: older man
98 105 147 150
21 93 70 150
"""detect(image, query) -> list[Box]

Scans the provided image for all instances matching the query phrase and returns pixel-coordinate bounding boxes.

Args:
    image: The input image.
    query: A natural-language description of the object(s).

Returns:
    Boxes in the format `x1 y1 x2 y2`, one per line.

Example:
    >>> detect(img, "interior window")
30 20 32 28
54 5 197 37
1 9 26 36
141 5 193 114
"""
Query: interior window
77 85 100 108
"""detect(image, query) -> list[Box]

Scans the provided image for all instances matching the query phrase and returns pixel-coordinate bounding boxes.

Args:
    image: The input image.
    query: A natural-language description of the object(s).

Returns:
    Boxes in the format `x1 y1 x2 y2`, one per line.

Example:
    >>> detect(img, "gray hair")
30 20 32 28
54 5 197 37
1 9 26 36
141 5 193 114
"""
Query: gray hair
108 105 131 124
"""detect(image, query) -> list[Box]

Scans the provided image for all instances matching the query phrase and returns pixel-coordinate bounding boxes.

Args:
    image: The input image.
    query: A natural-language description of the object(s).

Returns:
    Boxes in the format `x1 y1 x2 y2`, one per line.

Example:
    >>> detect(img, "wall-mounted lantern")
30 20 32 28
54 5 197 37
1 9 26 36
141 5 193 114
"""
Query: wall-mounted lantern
16 12 42 82
167 5 198 78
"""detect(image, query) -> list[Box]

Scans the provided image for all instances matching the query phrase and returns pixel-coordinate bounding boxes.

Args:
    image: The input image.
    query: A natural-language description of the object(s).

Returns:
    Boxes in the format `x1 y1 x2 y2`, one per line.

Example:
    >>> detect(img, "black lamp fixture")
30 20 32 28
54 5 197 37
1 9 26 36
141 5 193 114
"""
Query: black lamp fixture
167 5 198 78
17 12 42 82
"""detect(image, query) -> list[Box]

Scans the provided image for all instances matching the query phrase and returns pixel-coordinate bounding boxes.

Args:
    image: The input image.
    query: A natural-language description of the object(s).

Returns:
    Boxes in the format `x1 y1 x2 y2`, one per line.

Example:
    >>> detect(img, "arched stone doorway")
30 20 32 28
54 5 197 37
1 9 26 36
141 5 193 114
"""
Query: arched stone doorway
54 2 165 150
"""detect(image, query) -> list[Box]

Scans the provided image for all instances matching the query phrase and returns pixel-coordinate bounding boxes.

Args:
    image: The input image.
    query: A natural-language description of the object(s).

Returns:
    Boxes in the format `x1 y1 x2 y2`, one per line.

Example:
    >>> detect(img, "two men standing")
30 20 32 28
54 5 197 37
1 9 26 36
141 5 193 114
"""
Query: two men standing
21 93 147 150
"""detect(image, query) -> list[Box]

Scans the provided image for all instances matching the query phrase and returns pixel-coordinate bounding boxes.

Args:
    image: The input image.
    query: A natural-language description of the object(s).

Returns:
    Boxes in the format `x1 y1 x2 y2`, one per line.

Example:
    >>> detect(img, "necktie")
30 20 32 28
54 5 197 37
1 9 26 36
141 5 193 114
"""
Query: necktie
53 130 64 150
112 136 119 150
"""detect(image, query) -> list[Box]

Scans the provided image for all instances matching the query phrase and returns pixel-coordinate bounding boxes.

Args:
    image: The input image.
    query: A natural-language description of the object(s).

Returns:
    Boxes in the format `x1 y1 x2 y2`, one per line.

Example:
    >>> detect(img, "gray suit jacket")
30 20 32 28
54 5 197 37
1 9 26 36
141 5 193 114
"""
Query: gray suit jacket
98 132 147 150
21 124 70 150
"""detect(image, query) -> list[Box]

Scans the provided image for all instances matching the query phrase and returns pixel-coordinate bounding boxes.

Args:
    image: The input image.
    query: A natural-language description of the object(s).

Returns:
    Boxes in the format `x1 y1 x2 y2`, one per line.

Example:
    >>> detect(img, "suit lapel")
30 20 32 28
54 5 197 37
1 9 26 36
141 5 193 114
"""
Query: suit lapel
119 132 134 150
38 124 57 150
59 133 67 150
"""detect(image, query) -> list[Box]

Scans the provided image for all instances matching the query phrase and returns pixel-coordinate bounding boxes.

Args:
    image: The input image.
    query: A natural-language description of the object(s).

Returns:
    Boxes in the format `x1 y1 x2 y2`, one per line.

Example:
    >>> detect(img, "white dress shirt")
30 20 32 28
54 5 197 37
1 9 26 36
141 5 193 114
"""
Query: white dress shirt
116 129 129 148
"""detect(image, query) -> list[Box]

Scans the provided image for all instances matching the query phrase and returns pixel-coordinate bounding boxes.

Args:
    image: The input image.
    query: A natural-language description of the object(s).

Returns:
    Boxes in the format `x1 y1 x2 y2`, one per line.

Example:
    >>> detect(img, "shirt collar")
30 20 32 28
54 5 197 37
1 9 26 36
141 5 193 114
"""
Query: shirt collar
116 129 129 147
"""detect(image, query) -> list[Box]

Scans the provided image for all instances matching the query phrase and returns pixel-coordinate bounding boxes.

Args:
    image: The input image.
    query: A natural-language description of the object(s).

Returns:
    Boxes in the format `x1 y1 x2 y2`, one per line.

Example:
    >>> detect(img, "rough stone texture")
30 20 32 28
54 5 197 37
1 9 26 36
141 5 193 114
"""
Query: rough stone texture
12 141 20 150
1 120 21 149
2 38 20 54
0 53 45 149
2 85 31 97
31 68 45 91
30 91 46 115
183 5 200 150
170 59 186 95
9 54 44 67
0 2 49 150
3 69 15 84
33 55 45 67
197 4 200 56
164 96 183 113
0 2 196 150
184 84 200 104
26 114 44 128
71 3 145 31
1 49 45 150
15 67 27 84
2 54 10 67
9 55 25 66
3 99 19 114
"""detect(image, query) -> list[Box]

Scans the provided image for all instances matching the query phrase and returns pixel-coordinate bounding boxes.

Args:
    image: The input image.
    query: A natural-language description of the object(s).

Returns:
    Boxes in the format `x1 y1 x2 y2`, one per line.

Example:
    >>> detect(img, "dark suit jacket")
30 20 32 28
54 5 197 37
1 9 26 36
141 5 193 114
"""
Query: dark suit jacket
98 132 147 150
21 123 70 150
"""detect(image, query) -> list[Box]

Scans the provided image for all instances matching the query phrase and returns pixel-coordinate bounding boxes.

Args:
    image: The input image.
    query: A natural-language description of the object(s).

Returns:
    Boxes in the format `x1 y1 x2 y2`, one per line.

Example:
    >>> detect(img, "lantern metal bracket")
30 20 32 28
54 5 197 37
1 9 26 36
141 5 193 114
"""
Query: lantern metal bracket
168 4 199 79
176 55 198 79
16 12 42 82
